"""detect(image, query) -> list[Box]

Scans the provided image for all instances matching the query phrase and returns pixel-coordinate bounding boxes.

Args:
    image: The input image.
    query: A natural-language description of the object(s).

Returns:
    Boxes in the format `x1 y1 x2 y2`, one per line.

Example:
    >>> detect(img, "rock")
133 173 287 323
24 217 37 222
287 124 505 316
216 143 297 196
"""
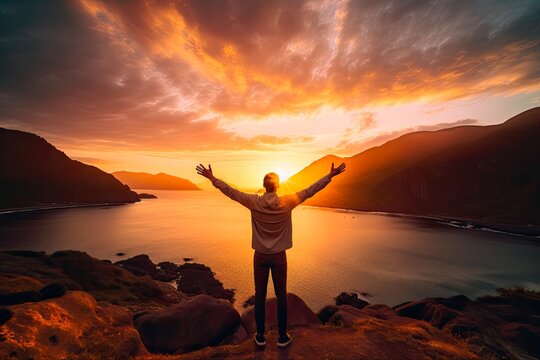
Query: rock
328 305 368 326
177 263 234 302
394 296 468 329
0 291 147 359
0 250 185 313
357 304 398 320
138 193 157 199
335 292 369 309
329 304 399 326
221 324 248 345
395 289 540 359
241 293 320 334
183 257 194 262
0 308 12 325
0 290 40 306
317 305 339 324
0 282 65 306
134 294 240 354
4 250 46 258
242 295 255 308
182 307 479 360
39 283 67 300
116 252 126 257
116 254 179 282
157 261 178 275
116 254 157 276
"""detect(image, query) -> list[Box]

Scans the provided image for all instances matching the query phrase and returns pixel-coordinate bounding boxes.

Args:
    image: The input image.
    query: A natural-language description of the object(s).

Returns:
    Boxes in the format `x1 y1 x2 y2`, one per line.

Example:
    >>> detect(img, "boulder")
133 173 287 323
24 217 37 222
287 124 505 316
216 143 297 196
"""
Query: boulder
329 304 400 326
0 291 147 359
115 254 179 282
241 293 320 334
177 263 235 302
335 292 369 309
394 296 467 329
39 283 67 300
134 294 240 354
317 305 339 324
328 305 366 326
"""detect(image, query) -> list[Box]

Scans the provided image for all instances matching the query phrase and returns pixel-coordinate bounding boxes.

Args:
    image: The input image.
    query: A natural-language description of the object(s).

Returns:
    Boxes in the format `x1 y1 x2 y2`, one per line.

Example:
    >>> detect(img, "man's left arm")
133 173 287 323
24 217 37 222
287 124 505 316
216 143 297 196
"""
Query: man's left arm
284 162 346 208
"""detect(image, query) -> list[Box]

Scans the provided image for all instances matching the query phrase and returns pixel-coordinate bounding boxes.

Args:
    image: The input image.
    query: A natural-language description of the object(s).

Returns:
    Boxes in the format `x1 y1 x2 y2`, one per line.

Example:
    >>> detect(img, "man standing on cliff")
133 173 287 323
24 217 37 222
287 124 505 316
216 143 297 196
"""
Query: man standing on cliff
196 162 346 348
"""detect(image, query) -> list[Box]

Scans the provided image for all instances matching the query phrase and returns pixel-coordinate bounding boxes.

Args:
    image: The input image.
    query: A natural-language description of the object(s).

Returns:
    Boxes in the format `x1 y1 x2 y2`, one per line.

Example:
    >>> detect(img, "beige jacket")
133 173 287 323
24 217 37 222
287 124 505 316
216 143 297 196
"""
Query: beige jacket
212 175 332 254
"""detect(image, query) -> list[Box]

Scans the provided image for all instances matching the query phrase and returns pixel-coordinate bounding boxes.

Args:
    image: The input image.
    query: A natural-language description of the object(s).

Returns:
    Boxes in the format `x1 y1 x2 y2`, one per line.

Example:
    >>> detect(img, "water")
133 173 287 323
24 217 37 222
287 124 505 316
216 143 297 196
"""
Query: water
1 190 539 311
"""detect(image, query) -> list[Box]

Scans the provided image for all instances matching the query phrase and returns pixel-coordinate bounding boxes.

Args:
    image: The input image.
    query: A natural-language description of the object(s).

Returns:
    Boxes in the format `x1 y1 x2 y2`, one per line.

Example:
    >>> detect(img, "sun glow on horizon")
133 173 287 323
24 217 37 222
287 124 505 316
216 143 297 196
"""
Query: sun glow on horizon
274 168 296 183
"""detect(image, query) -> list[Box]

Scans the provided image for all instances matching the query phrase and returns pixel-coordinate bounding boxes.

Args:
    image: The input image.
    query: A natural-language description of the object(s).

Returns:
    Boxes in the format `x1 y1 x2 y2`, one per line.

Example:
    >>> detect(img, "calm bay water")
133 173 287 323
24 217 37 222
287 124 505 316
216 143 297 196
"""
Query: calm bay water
1 190 539 311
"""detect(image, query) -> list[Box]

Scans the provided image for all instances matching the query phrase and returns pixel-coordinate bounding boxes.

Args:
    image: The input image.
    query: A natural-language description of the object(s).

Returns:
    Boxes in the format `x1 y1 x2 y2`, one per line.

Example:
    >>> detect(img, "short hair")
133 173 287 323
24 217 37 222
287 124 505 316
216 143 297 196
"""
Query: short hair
263 172 279 192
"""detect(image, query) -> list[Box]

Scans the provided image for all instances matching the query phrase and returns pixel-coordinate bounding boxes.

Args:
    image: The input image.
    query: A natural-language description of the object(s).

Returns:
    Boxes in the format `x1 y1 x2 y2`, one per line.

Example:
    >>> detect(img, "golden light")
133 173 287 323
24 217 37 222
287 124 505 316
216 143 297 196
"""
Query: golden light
275 167 295 182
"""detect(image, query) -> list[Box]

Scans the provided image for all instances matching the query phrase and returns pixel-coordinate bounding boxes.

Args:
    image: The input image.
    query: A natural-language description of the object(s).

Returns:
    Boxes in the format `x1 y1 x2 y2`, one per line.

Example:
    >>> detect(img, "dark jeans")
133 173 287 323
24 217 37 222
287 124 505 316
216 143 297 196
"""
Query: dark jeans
254 250 287 337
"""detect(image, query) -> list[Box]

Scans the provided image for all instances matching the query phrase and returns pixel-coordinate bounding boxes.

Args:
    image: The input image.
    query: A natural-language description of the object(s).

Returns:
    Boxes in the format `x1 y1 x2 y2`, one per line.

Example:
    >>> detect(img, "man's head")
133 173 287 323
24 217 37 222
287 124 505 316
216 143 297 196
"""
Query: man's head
263 172 280 193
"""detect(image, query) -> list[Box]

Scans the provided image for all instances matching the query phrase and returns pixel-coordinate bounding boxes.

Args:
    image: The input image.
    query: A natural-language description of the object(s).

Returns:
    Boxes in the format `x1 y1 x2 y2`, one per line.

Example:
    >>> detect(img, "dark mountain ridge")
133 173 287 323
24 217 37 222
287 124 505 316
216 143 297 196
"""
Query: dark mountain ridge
0 128 139 209
284 108 540 227
112 171 200 190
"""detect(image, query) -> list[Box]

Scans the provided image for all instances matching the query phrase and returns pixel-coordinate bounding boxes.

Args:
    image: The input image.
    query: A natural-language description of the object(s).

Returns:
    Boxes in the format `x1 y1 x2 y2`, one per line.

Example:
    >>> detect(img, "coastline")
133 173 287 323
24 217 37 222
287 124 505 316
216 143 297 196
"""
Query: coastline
0 202 131 216
1 197 538 238
302 204 540 239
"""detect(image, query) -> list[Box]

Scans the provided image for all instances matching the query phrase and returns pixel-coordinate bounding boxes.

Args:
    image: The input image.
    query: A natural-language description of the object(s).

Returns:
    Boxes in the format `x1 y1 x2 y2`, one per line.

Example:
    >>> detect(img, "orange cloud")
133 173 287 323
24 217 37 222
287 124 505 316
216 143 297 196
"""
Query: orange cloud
78 0 540 117
0 0 538 154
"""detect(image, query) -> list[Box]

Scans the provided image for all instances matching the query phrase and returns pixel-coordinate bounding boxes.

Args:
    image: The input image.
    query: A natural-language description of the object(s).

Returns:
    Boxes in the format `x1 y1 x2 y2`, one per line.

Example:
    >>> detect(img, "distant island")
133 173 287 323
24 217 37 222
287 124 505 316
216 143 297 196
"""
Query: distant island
283 108 540 234
0 128 139 210
113 171 200 191
137 193 157 199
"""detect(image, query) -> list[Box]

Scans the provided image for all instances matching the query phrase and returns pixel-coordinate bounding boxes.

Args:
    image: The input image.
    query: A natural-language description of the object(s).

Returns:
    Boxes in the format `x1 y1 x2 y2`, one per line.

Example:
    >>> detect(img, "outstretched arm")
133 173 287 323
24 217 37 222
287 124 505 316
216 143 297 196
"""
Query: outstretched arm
287 162 346 207
196 164 257 209
196 163 217 182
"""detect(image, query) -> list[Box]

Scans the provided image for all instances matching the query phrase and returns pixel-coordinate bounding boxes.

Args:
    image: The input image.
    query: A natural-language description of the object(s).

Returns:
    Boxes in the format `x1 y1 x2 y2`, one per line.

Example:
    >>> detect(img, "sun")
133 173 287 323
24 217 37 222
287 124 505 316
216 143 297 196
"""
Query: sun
274 168 295 182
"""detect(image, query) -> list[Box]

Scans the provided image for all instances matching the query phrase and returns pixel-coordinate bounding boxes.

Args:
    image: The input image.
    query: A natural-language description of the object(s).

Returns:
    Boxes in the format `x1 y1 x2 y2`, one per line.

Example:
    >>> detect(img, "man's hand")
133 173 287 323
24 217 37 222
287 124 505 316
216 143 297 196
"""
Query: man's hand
329 162 346 178
196 164 216 182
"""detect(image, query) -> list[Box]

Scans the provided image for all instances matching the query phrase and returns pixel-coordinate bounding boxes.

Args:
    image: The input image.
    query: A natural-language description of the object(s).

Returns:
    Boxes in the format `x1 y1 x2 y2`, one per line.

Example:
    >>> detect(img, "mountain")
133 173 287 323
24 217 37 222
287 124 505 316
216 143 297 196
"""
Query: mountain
113 171 200 190
283 108 540 226
0 128 139 209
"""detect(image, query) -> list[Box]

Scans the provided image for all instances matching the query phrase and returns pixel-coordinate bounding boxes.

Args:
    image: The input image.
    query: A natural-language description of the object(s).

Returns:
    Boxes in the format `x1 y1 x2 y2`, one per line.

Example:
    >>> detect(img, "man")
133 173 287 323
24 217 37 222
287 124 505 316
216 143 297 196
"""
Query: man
196 162 346 348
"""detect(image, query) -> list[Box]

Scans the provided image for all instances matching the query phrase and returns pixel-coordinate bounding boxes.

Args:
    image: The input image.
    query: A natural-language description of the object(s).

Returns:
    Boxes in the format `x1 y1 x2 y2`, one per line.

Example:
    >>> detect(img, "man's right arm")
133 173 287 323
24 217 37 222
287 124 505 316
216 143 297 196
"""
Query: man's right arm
196 163 257 209
211 178 257 209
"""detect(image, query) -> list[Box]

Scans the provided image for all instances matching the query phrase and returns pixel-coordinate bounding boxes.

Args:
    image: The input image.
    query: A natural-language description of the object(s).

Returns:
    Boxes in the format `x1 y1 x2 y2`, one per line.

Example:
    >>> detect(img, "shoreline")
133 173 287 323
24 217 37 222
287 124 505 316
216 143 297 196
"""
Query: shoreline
0 202 131 216
302 204 540 239
1 198 538 239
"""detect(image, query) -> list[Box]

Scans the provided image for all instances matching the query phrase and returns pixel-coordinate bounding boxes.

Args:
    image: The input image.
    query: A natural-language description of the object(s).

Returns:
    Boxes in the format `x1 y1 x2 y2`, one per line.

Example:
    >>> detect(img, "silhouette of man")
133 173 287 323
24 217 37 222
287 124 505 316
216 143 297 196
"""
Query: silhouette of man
196 162 346 347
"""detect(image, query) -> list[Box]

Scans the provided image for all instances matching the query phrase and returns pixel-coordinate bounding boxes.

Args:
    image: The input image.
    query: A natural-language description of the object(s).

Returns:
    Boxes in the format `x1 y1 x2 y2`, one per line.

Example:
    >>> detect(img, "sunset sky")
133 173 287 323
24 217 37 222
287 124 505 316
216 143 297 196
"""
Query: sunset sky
1 0 539 187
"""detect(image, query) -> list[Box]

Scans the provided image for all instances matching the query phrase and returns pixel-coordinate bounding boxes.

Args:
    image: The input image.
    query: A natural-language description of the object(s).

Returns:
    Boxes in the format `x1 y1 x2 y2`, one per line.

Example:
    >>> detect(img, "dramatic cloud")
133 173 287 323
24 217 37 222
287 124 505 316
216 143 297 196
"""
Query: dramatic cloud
332 118 480 155
82 0 540 114
0 0 538 152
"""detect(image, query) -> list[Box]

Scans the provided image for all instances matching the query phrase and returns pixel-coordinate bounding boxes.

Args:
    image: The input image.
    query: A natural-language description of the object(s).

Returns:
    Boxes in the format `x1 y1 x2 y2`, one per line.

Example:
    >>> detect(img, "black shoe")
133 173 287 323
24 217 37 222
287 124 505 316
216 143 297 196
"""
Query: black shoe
254 332 266 346
277 332 292 348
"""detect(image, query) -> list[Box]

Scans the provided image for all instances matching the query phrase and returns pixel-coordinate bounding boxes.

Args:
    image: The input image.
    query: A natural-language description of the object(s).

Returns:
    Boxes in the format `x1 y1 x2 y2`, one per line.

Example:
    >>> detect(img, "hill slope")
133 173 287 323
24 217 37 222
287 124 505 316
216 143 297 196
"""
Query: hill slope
283 108 540 225
113 171 200 190
0 128 139 209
